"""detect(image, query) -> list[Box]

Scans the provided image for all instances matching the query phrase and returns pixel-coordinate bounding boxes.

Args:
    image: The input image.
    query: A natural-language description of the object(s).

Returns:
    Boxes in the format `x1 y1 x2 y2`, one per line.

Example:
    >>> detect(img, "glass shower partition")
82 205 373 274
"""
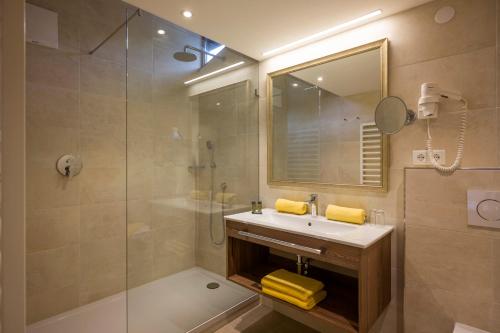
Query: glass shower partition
125 8 259 333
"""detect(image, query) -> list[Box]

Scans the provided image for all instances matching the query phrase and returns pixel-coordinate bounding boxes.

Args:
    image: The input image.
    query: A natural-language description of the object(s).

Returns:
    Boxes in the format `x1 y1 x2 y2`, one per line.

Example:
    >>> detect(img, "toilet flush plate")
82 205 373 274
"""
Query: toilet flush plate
467 190 500 229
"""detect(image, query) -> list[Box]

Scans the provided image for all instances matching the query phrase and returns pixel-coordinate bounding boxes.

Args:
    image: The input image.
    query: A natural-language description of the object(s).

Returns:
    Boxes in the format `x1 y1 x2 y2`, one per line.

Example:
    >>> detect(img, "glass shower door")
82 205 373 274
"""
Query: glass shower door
125 7 259 333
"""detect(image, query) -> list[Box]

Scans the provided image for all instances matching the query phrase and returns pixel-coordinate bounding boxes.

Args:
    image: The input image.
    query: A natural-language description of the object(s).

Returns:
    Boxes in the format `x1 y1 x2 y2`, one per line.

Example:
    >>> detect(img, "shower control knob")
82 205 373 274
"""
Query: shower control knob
56 154 83 178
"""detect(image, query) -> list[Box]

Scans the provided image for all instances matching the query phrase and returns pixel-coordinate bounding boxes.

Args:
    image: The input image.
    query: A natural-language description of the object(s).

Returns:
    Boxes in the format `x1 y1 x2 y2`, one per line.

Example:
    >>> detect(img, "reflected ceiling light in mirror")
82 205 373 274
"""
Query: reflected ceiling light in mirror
182 10 193 18
184 61 245 85
292 83 299 87
262 9 382 57
317 77 323 82
157 29 166 35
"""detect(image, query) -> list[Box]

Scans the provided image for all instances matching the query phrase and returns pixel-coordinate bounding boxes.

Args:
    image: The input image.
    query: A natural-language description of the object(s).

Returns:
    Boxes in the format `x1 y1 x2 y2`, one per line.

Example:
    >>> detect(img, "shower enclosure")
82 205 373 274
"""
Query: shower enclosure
126 10 259 332
25 1 259 332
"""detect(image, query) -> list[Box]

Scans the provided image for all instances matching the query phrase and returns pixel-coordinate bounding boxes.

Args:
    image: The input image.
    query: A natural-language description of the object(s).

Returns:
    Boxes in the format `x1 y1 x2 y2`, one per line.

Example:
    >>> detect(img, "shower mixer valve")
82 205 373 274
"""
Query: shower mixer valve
56 154 83 178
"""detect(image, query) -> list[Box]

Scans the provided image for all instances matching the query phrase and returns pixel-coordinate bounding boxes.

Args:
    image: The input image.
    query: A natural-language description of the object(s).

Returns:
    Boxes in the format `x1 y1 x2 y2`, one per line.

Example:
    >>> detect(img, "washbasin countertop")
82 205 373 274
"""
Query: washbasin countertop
225 208 394 248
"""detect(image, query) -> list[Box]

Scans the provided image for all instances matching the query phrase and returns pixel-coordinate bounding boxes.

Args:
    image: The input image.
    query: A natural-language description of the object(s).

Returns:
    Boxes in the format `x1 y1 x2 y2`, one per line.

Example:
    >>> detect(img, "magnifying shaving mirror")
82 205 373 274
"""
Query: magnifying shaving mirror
375 96 416 134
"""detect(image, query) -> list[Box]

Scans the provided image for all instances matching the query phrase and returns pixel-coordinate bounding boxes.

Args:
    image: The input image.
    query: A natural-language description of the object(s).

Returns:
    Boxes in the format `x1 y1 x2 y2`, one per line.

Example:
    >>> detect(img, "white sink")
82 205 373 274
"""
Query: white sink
225 208 393 248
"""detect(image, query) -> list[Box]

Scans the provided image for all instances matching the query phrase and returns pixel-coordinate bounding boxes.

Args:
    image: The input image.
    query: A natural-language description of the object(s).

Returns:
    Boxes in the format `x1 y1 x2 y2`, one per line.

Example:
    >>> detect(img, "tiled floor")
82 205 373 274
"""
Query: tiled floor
215 304 319 333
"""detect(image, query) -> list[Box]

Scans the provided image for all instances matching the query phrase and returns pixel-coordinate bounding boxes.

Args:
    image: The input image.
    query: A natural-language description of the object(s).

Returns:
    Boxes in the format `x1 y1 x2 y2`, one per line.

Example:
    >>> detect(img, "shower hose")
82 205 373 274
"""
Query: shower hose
209 182 226 246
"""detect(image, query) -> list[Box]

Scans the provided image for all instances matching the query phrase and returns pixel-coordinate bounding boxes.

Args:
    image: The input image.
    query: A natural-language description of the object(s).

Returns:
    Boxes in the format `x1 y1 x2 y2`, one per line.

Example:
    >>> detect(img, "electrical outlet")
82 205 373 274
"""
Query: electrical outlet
412 150 446 165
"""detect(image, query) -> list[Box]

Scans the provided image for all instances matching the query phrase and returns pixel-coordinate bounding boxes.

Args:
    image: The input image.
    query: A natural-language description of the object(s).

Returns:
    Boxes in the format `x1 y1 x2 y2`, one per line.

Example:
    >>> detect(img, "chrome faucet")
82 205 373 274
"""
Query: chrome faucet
309 194 318 217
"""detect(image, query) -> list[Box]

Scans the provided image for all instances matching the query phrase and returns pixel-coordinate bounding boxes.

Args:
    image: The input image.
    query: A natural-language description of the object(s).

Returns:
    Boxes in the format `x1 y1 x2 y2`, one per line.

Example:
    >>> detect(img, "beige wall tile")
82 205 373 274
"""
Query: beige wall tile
406 169 500 238
81 0 129 29
27 167 80 209
26 44 79 90
490 303 500 333
26 83 79 129
80 56 125 99
26 245 79 296
494 239 500 303
27 285 80 324
79 236 126 304
27 207 80 253
386 0 496 68
390 46 496 112
80 93 125 131
127 231 154 288
406 225 493 300
26 125 80 168
79 167 126 204
405 170 500 332
27 0 82 17
80 202 126 242
80 126 125 169
127 199 152 230
128 66 153 103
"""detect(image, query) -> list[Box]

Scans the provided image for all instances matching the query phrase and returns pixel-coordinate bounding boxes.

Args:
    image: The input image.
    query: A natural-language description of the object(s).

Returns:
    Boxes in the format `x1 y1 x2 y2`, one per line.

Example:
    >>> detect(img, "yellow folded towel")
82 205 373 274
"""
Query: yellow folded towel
262 286 327 310
190 190 209 200
326 204 366 224
275 199 308 215
261 269 324 302
215 192 236 204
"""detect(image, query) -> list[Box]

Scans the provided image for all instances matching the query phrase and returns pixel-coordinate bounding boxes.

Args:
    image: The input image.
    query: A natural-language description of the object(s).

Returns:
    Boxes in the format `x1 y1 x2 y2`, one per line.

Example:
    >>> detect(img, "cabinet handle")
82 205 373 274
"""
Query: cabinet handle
238 231 323 255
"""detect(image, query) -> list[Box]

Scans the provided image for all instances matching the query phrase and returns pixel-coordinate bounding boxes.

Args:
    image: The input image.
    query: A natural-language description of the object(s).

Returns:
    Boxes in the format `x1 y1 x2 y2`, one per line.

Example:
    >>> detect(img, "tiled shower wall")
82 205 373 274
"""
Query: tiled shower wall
25 0 198 323
25 0 128 324
194 80 259 276
258 0 498 332
0 0 3 331
405 169 500 332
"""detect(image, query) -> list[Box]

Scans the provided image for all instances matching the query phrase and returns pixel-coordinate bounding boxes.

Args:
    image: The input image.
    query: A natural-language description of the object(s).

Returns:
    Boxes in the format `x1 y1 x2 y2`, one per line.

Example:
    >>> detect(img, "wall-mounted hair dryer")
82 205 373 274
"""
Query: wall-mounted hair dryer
417 83 465 119
417 83 468 173
375 83 468 173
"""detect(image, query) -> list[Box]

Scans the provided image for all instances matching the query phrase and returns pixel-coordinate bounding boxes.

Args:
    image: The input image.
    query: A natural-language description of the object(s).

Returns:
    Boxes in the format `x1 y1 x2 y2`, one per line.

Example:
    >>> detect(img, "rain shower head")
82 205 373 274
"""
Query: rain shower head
173 50 198 62
173 45 225 63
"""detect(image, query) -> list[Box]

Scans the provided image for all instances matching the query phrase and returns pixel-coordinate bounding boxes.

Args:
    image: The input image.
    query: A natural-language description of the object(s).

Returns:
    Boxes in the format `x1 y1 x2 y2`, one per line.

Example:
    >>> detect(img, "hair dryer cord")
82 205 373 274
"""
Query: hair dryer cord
425 100 467 173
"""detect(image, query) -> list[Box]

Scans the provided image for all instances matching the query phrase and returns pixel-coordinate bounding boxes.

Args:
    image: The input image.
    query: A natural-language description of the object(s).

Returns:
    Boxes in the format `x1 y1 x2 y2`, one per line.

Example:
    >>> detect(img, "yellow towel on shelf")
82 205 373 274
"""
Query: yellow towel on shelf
190 190 209 200
275 199 308 215
262 286 327 310
261 269 324 302
325 204 366 225
215 192 236 204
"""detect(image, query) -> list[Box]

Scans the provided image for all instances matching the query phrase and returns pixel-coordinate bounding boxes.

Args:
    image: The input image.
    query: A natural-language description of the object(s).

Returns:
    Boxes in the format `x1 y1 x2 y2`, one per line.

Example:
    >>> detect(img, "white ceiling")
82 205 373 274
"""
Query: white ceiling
125 0 432 60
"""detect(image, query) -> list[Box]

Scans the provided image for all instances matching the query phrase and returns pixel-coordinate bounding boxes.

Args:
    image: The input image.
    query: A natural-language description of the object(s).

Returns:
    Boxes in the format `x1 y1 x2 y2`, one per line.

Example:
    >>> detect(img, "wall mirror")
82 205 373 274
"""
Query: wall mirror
267 39 388 191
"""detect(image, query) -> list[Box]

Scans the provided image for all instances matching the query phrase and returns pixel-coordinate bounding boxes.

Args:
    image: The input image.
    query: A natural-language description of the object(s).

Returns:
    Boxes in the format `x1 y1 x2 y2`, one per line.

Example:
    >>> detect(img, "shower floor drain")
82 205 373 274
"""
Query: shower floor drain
206 282 220 289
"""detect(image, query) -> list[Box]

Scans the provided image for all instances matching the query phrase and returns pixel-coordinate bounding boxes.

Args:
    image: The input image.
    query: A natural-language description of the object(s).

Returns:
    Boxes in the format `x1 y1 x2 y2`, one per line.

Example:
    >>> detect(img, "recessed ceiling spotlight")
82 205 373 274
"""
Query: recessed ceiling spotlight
182 10 193 18
292 83 299 87
262 9 382 57
157 29 166 35
317 77 323 82
216 102 221 106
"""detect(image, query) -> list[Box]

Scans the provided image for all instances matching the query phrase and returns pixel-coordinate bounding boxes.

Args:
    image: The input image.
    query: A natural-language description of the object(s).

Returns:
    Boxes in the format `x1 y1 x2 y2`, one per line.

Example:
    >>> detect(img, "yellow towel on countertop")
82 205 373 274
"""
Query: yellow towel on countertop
261 269 324 302
326 204 366 225
262 286 327 310
215 192 236 204
275 199 308 215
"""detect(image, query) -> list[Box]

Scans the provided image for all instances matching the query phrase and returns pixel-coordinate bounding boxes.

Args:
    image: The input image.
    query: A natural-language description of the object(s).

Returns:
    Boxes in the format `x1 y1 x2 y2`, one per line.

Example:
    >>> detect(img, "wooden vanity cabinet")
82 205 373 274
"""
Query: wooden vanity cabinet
226 219 392 333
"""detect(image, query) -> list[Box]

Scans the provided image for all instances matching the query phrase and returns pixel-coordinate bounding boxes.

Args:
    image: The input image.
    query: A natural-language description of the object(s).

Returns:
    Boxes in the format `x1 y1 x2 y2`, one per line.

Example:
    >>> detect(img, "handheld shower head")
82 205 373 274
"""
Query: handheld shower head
206 140 214 150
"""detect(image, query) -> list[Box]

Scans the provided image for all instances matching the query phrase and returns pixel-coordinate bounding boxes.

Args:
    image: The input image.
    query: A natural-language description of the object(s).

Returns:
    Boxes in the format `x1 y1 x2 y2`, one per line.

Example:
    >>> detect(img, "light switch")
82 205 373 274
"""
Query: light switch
467 190 500 229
